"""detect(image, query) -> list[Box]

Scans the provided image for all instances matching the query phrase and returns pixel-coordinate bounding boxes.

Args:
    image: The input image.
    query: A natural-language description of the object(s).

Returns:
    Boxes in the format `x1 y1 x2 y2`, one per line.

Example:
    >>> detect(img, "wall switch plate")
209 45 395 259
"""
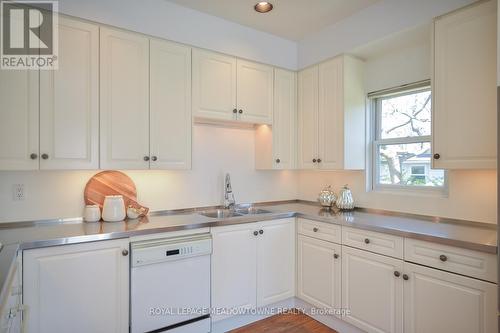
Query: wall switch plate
12 184 25 201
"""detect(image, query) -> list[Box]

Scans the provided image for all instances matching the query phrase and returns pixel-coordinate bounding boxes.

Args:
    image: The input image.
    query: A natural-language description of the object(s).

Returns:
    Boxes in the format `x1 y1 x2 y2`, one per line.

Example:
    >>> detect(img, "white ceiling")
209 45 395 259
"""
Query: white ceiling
166 0 381 41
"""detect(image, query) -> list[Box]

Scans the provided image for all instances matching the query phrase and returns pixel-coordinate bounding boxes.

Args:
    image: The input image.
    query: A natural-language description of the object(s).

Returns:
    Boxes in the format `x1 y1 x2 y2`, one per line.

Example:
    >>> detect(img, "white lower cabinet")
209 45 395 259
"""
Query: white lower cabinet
297 235 341 311
211 218 295 322
341 245 403 333
256 218 295 307
403 262 497 333
22 239 130 333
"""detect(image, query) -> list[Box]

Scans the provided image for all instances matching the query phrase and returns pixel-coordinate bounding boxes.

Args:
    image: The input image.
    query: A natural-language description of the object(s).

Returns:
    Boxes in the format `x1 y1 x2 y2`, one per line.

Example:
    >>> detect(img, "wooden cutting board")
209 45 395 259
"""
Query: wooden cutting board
84 171 149 214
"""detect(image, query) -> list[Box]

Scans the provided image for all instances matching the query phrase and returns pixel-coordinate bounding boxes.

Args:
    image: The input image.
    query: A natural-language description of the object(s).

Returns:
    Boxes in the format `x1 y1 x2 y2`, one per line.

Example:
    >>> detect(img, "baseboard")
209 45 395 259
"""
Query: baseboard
210 297 364 333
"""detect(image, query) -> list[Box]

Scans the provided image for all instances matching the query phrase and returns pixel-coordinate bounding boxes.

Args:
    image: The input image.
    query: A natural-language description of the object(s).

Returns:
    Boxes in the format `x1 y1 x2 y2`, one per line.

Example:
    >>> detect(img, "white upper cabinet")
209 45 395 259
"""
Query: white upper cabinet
298 55 365 170
192 49 237 121
236 59 273 124
100 27 150 169
403 262 497 333
255 69 296 169
298 65 319 169
40 18 99 170
23 239 130 333
150 39 192 170
433 0 497 169
192 49 273 124
0 70 39 170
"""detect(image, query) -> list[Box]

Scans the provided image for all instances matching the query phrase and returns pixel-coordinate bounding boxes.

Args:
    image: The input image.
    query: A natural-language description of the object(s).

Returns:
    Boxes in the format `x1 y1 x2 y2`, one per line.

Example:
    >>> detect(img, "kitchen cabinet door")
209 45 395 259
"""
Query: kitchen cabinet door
433 0 497 169
211 223 258 322
100 27 150 169
23 239 130 333
256 218 295 307
297 235 341 312
40 17 99 170
403 262 497 333
150 39 192 170
236 59 273 124
342 246 403 333
192 49 237 121
318 57 343 170
318 56 365 170
255 69 296 169
297 66 319 169
0 69 39 170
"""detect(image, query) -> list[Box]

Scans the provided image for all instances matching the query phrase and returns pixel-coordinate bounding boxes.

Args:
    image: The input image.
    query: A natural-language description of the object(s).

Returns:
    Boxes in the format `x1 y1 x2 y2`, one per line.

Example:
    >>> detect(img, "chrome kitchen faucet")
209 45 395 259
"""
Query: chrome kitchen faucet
224 173 236 209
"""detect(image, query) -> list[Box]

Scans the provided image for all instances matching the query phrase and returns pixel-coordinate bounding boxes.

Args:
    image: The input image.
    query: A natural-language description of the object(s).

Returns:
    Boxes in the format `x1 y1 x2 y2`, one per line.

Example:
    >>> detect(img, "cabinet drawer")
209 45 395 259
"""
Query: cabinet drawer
342 227 403 259
297 218 341 243
404 238 497 283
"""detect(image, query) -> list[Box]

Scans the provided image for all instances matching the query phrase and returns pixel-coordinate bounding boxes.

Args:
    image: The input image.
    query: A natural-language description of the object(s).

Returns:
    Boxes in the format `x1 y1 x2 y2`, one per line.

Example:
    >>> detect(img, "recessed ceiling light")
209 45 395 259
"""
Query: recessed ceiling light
254 2 273 13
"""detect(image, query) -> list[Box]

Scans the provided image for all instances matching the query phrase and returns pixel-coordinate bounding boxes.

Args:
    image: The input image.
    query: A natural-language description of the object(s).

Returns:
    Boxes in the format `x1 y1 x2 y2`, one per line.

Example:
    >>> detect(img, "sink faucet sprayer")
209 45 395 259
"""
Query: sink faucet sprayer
224 173 236 209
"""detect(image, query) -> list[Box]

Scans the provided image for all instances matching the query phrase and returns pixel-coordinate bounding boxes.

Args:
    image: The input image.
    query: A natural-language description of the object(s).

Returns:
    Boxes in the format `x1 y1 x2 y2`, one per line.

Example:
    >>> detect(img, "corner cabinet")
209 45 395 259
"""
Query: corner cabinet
100 29 192 170
23 239 130 333
192 49 273 125
255 69 296 169
298 55 365 170
432 0 497 169
211 218 295 322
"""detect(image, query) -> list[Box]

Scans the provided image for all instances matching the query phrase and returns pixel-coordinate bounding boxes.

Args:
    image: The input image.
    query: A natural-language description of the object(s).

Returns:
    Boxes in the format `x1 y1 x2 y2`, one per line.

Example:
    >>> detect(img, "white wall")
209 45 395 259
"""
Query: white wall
0 125 298 223
58 0 298 69
298 0 475 69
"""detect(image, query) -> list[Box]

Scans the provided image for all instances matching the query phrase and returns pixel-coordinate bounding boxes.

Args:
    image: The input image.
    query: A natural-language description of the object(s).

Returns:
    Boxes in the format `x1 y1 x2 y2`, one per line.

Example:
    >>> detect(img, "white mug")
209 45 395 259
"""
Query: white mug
83 205 101 222
102 195 126 222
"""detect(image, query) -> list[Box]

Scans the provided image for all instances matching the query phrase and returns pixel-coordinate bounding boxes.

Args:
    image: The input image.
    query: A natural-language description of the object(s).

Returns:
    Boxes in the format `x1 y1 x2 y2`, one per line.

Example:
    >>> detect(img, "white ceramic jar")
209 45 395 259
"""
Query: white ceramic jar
83 205 101 222
102 195 126 222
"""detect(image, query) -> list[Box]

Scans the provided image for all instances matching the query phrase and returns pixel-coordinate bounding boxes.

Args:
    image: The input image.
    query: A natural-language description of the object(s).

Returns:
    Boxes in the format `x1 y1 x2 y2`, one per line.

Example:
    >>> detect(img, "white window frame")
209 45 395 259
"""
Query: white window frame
369 81 448 195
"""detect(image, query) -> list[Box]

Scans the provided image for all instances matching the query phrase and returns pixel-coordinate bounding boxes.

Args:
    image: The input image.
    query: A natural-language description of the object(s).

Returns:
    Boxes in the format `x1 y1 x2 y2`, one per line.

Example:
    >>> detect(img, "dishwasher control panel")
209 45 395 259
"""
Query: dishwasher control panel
131 234 212 267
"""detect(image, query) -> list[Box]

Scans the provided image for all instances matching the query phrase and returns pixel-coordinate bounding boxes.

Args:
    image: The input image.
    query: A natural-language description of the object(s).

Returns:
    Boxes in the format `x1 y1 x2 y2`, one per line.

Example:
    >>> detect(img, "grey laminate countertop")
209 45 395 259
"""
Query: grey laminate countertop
0 201 497 306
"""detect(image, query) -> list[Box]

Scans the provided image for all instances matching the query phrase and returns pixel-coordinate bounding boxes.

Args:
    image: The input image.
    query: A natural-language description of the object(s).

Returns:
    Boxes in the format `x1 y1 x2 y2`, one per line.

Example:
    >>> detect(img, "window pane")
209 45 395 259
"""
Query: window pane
380 90 431 139
377 142 445 187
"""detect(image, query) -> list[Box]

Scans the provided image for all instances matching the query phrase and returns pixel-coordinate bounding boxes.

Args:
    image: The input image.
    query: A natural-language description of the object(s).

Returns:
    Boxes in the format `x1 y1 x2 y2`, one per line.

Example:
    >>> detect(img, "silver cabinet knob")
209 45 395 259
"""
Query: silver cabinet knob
364 238 370 244
439 254 448 262
41 153 49 160
30 153 38 160
313 227 319 232
233 108 237 114
151 156 158 162
394 271 401 277
143 156 150 161
403 274 409 281
238 109 243 114
122 249 129 256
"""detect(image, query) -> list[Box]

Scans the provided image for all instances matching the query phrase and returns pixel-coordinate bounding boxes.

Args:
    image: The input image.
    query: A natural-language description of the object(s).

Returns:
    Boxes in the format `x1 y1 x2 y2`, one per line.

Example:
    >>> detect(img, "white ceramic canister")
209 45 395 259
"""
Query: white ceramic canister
102 195 126 222
83 205 101 222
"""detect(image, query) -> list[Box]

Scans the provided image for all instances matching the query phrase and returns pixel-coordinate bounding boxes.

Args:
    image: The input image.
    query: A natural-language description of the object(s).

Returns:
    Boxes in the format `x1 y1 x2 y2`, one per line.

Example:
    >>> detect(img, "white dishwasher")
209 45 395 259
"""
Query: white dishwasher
131 233 212 333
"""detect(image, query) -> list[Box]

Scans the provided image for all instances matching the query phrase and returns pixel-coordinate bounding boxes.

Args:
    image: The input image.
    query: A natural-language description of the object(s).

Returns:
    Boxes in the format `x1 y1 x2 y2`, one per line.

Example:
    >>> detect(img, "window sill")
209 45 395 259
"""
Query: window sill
370 186 449 198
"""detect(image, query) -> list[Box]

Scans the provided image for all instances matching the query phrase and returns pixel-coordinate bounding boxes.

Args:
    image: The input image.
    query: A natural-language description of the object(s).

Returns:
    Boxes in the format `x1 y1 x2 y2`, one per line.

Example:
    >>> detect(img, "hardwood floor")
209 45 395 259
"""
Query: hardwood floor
228 310 338 333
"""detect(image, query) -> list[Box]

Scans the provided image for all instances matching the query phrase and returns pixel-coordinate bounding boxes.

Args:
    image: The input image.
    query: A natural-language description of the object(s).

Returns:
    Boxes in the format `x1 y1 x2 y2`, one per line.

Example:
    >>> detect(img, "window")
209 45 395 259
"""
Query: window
370 81 446 191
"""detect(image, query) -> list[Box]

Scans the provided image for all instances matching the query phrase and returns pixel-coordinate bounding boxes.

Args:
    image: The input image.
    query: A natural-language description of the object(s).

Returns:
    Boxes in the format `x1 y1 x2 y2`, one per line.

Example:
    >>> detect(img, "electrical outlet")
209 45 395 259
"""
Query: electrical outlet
12 184 25 201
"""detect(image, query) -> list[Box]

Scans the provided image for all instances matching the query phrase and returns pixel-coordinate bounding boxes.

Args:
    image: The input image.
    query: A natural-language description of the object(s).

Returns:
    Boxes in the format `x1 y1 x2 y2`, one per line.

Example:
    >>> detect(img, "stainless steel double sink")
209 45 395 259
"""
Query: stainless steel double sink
198 207 272 219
